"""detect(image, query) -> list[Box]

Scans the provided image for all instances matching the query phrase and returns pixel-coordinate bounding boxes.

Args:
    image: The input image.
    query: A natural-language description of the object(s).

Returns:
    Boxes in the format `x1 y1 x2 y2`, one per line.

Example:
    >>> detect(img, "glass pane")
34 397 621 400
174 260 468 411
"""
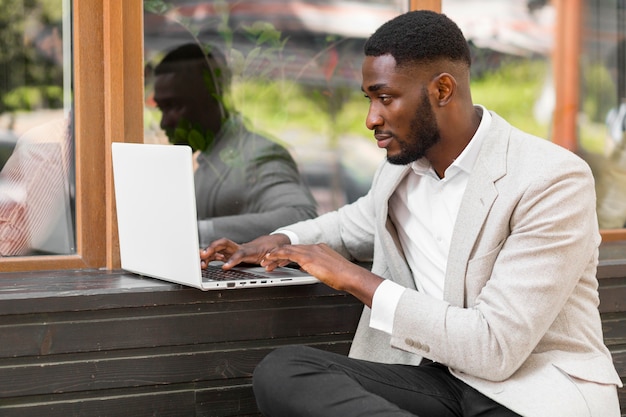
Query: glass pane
578 0 626 230
143 0 407 244
443 0 555 140
0 0 75 256
444 0 625 231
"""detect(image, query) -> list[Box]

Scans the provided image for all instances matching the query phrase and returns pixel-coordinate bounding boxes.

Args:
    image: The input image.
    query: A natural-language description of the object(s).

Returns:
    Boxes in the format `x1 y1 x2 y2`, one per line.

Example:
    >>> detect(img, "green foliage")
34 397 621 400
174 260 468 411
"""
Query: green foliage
231 79 367 142
233 58 554 144
581 62 616 124
0 0 65 113
241 21 285 48
578 62 616 154
172 119 215 152
471 57 550 138
143 0 171 14
2 85 63 110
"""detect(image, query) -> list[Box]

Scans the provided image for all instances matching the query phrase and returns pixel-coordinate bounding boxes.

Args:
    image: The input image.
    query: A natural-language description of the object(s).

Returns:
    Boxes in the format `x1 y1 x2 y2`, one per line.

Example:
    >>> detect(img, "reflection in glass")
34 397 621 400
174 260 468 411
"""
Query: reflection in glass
444 0 555 141
144 0 408 214
151 42 319 244
579 1 626 229
0 0 75 256
443 0 626 230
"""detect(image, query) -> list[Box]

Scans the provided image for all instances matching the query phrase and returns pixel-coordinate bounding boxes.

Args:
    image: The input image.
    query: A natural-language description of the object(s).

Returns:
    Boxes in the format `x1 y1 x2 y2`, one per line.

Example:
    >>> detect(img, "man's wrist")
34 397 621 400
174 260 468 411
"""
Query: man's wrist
271 229 298 245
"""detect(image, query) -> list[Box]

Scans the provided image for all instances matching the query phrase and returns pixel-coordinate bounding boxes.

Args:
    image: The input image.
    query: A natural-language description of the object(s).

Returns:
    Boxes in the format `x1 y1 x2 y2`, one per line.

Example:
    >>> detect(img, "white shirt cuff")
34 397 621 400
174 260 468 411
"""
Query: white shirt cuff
369 279 405 335
270 229 299 244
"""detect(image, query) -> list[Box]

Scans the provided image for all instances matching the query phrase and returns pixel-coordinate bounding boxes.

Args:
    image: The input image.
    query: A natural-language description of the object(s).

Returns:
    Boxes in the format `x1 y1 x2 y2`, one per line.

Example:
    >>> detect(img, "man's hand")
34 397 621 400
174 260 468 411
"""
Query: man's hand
263 243 383 307
199 233 291 269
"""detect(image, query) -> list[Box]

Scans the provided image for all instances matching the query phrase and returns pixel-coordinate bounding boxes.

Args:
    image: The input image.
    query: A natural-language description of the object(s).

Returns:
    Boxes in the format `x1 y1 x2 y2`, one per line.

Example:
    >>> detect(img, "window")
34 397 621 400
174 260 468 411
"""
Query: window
441 0 555 151
578 0 626 236
1 0 621 274
443 0 626 241
0 0 74 258
0 0 145 271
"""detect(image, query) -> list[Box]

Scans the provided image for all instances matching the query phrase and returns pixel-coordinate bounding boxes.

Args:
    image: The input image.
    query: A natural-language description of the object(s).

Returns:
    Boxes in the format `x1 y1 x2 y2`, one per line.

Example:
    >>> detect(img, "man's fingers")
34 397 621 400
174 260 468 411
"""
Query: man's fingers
200 238 242 267
201 235 290 269
263 245 306 265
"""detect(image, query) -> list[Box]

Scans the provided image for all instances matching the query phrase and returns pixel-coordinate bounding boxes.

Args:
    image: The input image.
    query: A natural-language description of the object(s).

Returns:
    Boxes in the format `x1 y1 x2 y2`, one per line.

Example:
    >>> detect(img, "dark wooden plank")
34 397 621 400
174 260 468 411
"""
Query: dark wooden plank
196 384 259 417
0 270 354 315
0 285 360 325
603 312 626 346
612 347 626 378
0 387 196 417
597 257 626 315
0 342 351 416
0 338 352 397
599 277 626 314
0 383 263 417
0 301 361 358
599 241 626 262
597 258 626 279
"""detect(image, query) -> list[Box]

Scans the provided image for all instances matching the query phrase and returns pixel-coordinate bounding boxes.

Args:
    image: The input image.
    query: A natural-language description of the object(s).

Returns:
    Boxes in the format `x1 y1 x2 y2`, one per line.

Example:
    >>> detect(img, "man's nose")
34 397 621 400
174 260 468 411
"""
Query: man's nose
365 105 383 130
160 111 177 131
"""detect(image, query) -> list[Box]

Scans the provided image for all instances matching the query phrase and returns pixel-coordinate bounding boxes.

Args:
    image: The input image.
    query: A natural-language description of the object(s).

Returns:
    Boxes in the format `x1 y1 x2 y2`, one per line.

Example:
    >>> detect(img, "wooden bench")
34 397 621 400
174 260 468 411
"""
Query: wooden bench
0 243 624 416
0 270 362 416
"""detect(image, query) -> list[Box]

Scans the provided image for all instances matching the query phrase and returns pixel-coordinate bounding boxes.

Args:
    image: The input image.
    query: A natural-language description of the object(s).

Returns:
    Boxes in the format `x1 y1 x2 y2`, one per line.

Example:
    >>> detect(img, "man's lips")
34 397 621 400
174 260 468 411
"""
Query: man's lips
374 132 393 149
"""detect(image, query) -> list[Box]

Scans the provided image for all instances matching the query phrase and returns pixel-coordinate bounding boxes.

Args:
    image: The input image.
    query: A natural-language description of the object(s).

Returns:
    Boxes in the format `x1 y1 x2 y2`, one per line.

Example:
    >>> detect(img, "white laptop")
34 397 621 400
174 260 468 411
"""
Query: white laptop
111 142 319 290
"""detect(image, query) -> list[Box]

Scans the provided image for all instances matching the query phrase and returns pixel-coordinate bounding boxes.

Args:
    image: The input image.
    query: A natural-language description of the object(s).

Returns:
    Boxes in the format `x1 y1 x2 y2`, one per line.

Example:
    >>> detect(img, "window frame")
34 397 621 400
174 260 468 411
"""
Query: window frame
0 0 144 271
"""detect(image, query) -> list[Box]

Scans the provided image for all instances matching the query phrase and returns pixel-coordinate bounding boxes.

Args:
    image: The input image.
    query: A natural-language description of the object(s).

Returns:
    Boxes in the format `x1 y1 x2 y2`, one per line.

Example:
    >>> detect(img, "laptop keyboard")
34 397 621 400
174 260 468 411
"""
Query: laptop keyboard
201 264 267 281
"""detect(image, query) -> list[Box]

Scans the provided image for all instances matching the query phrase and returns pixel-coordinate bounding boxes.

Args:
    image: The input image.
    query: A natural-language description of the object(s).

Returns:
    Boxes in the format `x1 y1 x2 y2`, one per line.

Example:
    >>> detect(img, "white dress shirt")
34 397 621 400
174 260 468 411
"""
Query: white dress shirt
370 106 491 334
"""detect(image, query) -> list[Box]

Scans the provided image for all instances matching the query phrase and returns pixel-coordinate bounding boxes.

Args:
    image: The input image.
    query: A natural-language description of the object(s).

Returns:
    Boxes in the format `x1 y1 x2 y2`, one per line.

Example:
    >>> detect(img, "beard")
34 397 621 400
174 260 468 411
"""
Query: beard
387 89 441 166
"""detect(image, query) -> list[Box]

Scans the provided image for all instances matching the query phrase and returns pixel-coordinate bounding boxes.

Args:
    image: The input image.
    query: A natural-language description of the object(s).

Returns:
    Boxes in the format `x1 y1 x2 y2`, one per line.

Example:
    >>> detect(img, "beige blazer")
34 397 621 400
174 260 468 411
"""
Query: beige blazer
286 112 622 416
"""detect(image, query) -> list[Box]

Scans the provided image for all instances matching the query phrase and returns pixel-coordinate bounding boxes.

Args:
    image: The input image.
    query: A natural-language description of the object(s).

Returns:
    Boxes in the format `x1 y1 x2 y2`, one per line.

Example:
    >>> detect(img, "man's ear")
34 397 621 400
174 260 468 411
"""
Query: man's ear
432 73 456 106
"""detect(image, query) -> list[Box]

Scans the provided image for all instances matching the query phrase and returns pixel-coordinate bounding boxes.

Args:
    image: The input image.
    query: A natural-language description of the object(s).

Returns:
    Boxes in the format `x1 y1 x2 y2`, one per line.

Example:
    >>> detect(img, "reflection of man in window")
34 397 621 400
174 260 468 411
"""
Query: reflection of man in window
0 116 74 256
152 43 317 245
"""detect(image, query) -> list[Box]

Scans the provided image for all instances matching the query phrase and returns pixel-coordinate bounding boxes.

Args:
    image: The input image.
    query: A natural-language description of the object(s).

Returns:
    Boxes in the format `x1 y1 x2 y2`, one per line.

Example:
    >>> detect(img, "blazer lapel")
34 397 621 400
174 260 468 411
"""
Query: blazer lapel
377 164 417 289
444 113 511 306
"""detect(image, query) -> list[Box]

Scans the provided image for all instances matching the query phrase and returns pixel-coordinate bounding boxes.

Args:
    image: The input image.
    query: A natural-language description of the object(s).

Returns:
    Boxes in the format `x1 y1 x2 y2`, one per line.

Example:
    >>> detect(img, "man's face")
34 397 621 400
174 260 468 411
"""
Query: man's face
153 70 222 145
361 54 440 165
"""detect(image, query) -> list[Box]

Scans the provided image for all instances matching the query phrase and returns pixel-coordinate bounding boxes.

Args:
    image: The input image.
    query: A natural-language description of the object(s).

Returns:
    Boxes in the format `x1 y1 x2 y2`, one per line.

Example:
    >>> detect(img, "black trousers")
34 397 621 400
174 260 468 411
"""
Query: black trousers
253 345 522 417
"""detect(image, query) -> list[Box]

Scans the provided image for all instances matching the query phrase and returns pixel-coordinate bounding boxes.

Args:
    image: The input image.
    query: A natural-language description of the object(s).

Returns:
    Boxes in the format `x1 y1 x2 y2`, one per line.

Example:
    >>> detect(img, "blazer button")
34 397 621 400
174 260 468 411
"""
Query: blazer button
408 339 424 349
405 338 430 352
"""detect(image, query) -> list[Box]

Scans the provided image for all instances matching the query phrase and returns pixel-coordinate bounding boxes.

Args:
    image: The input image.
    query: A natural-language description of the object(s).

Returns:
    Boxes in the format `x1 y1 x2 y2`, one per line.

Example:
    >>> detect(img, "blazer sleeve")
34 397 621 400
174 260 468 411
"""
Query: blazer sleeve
283 162 389 262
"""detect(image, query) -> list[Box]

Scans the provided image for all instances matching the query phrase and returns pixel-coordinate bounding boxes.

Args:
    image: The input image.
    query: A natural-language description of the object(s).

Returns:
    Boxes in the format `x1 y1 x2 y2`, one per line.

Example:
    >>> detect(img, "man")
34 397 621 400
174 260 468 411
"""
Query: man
153 43 317 245
200 11 622 417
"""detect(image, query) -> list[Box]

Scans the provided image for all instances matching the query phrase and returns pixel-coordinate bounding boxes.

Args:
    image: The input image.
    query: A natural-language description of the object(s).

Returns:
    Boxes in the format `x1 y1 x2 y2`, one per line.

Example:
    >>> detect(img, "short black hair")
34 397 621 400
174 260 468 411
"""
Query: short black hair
364 10 471 69
154 43 231 93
